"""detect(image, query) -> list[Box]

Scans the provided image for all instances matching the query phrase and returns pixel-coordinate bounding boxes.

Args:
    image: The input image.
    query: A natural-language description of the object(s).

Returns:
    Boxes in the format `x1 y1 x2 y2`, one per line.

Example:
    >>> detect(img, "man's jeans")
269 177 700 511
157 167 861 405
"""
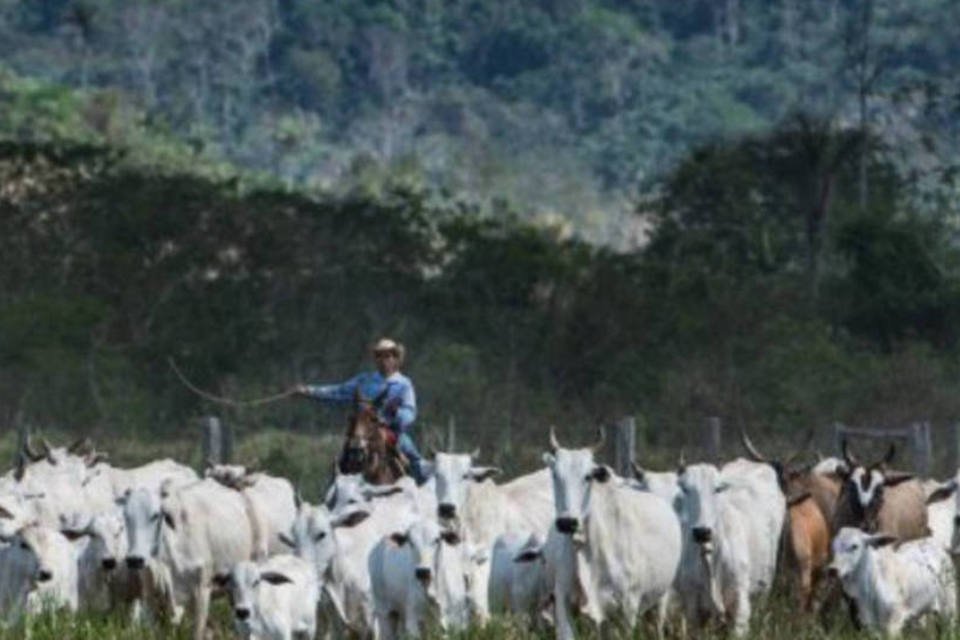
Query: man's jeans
397 432 429 484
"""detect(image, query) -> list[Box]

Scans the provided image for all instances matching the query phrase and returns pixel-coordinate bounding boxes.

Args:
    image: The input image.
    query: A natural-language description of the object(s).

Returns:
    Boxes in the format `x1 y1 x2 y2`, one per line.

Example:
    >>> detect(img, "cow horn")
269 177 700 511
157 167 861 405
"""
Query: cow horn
878 442 896 468
40 438 54 463
591 427 606 454
677 449 687 475
841 437 859 468
23 435 44 462
470 447 481 460
14 453 26 482
549 426 561 453
740 431 766 463
630 461 645 483
68 437 93 455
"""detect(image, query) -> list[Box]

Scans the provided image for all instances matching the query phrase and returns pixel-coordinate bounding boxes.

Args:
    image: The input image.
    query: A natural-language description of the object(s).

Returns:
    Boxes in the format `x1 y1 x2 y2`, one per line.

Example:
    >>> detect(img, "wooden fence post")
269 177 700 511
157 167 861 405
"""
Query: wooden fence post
201 416 232 466
911 422 931 476
952 421 960 473
705 416 722 462
614 417 636 477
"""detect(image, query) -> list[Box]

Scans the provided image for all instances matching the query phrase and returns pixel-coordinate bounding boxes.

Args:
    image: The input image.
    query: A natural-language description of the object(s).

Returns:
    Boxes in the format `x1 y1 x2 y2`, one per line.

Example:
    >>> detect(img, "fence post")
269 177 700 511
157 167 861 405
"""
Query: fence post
14 421 26 467
201 416 232 466
705 416 722 462
952 421 960 473
614 417 636 477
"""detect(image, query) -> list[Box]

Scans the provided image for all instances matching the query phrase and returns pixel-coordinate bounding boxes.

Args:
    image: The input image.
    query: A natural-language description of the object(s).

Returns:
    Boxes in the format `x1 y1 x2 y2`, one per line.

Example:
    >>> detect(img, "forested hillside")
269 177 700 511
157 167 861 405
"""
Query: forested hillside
1 0 958 241
1 1 960 467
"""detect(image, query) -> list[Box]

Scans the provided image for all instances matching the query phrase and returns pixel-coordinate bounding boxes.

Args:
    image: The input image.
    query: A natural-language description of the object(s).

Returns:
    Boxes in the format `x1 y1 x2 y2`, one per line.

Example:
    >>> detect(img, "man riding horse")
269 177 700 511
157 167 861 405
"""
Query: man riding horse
294 338 429 485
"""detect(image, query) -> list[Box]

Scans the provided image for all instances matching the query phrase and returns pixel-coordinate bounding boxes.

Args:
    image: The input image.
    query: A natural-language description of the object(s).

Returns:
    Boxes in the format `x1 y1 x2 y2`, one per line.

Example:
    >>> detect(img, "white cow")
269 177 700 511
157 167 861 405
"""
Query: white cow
432 450 554 620
829 527 956 637
369 518 471 639
281 499 413 635
217 555 319 640
123 479 267 640
0 523 79 620
543 431 681 640
673 459 785 637
488 530 549 619
206 464 297 556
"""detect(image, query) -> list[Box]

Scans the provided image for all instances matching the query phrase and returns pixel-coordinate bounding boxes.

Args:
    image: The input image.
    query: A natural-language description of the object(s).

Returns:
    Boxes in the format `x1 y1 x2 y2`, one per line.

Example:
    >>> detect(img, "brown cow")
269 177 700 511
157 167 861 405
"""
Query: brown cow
740 432 834 611
784 492 831 611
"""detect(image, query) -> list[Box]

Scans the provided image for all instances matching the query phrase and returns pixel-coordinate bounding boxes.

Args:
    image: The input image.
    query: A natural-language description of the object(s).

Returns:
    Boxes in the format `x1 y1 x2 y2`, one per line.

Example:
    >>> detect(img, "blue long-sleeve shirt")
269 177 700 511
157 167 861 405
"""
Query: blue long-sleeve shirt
303 371 417 432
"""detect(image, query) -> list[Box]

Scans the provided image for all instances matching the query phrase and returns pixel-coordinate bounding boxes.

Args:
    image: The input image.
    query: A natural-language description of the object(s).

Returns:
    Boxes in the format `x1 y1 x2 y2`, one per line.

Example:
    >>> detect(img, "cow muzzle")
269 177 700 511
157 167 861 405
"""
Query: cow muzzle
36 569 53 583
235 607 251 621
126 556 145 570
438 503 457 520
827 566 839 579
555 516 579 535
692 526 712 544
415 567 432 584
101 558 117 571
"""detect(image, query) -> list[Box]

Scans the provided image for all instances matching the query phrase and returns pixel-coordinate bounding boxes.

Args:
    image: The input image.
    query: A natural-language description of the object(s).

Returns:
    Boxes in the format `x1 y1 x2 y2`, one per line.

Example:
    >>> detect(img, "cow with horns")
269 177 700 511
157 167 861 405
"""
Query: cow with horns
739 432 834 612
542 428 681 640
832 439 929 540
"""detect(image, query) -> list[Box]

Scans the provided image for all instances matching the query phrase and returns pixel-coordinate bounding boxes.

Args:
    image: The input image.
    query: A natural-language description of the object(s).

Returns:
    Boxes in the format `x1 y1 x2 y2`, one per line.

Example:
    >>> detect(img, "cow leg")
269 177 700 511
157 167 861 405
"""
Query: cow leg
731 583 751 637
554 591 576 640
190 572 211 640
655 591 672 640
403 602 421 639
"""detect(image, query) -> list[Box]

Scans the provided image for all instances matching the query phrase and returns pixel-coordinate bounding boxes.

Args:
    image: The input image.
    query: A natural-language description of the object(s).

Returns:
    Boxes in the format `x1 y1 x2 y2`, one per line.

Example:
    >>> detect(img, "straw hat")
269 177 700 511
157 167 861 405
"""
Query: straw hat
372 337 405 363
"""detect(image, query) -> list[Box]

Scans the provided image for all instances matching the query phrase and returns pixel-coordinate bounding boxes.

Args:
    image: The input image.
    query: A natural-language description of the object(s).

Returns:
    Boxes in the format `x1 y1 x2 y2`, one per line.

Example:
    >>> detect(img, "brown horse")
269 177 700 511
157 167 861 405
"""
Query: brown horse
339 398 407 485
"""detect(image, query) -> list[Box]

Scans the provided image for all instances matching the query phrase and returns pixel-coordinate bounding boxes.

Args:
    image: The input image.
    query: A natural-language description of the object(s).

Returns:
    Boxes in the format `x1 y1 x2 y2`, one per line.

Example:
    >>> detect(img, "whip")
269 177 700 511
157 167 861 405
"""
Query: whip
167 357 297 408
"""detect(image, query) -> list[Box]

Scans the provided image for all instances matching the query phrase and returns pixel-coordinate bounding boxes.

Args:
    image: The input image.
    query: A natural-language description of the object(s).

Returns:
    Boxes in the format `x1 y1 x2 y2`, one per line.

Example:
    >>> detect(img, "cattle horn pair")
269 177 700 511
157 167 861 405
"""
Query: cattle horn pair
841 438 896 469
740 429 813 467
548 426 605 454
22 435 53 463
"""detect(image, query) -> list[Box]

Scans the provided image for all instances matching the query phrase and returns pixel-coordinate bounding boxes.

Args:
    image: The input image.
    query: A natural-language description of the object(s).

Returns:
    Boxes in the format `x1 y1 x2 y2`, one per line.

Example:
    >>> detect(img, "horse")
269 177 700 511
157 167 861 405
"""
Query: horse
339 396 407 485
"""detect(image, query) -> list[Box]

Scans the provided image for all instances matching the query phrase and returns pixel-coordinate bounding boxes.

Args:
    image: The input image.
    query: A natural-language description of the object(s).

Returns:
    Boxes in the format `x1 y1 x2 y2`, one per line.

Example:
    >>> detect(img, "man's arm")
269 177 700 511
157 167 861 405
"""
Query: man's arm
392 381 417 432
299 374 363 404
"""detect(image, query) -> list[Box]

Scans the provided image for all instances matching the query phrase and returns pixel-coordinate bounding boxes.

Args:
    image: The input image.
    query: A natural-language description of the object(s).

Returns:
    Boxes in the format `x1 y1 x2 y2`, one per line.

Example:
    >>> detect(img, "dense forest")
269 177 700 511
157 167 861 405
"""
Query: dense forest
1 0 960 465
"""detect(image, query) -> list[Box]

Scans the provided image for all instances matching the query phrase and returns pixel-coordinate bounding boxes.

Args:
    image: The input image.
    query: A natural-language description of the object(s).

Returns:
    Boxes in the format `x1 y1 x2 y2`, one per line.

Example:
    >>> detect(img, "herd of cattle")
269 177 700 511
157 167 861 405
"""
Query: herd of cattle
2 430 960 639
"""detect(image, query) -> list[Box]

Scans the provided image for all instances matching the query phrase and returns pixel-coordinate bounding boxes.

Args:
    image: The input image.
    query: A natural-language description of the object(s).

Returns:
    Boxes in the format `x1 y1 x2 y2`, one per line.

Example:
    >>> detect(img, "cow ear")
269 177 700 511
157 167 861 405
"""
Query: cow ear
261 571 293 585
363 485 404 500
542 452 555 466
332 509 369 528
927 481 958 504
440 530 461 546
278 532 296 548
883 472 914 487
590 466 611 483
867 534 897 548
212 572 231 587
514 548 543 563
0 505 15 520
469 467 502 482
787 491 812 508
161 510 176 530
390 533 408 546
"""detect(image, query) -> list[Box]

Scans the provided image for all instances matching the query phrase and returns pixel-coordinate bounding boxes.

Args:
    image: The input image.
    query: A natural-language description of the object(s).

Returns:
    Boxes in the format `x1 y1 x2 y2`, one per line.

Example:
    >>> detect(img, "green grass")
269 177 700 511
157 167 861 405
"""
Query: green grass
2 590 956 639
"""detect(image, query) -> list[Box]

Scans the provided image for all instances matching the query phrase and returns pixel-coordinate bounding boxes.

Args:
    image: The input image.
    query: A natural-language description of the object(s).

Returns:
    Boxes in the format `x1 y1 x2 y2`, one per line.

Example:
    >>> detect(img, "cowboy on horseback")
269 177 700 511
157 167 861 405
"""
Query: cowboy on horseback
294 338 429 484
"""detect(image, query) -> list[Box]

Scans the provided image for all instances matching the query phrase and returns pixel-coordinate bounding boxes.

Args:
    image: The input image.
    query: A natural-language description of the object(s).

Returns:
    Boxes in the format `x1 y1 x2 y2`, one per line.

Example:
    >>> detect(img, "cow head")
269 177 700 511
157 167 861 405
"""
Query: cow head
280 503 366 584
542 427 609 536
121 488 174 570
11 522 78 611
215 561 295 633
676 463 730 549
828 526 896 583
432 450 501 524
839 439 913 530
322 471 405 514
388 518 468 628
62 510 127 572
